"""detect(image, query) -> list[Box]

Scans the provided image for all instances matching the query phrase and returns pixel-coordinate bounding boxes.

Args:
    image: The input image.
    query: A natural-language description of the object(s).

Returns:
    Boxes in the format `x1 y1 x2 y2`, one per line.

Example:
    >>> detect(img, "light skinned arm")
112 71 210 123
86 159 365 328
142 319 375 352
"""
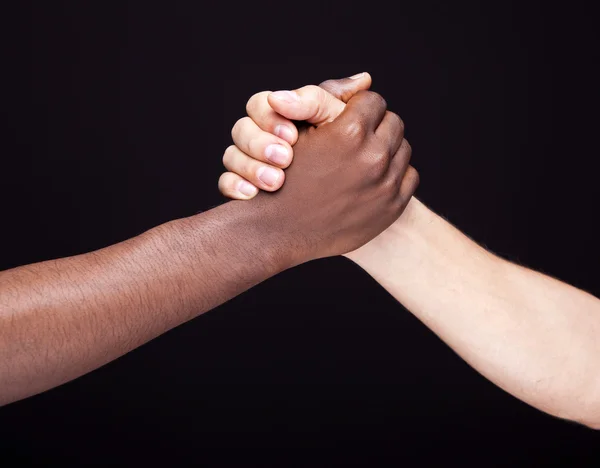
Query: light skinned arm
0 90 417 406
349 197 600 430
220 74 600 429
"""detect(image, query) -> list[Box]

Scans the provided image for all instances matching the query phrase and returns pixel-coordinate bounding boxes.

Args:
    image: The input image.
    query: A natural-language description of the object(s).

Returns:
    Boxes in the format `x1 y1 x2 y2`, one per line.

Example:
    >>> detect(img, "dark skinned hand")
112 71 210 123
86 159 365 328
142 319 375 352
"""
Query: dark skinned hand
243 90 418 267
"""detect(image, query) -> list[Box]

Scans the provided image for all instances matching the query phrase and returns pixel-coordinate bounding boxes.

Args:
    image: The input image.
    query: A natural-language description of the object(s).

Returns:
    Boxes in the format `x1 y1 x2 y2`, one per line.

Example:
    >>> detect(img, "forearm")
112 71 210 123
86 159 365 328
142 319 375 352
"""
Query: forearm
348 198 600 428
0 201 290 406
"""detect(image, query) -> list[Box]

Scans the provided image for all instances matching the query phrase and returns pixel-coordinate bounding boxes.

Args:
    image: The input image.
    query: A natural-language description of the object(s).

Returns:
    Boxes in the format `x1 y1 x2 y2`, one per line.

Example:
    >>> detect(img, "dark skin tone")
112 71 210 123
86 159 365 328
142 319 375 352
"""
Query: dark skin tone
0 90 418 406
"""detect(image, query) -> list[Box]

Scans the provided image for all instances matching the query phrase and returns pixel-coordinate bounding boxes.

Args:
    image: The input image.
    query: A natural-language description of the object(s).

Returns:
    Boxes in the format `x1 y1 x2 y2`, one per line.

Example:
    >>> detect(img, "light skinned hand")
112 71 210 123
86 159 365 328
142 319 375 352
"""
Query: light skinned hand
219 73 381 199
237 88 417 263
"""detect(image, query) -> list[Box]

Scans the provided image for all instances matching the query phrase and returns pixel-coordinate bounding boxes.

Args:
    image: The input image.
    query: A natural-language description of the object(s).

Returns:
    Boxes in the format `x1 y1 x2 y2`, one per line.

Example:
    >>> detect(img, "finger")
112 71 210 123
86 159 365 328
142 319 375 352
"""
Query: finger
388 139 413 179
218 172 259 200
246 91 299 145
375 111 405 155
231 117 293 168
267 85 346 126
330 90 388 135
245 73 372 144
398 165 420 201
319 72 372 103
222 145 285 192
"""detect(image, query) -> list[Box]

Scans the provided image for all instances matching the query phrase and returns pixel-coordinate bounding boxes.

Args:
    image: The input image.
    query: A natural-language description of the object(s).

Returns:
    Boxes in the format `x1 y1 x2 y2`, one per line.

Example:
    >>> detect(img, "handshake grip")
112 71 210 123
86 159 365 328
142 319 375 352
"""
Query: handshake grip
247 90 418 265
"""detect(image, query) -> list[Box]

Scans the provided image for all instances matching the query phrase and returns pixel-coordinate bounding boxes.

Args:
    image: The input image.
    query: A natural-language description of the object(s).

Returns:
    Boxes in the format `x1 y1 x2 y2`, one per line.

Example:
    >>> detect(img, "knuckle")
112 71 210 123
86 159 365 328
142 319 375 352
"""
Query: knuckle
363 90 387 110
240 155 256 175
246 136 260 157
372 138 389 157
246 91 270 116
222 145 237 166
363 151 389 181
305 84 326 100
217 172 226 188
397 139 412 162
319 79 353 102
400 166 420 198
368 140 391 168
395 195 410 214
318 79 336 92
390 112 405 136
217 173 233 193
304 85 329 118
381 173 401 196
362 163 380 183
340 120 367 140
231 117 249 140
228 177 240 193
409 167 420 188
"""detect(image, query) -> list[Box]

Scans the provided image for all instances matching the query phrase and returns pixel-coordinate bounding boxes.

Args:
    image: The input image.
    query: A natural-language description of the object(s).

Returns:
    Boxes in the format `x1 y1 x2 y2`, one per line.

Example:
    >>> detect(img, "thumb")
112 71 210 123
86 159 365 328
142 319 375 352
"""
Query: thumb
319 72 372 103
267 72 372 127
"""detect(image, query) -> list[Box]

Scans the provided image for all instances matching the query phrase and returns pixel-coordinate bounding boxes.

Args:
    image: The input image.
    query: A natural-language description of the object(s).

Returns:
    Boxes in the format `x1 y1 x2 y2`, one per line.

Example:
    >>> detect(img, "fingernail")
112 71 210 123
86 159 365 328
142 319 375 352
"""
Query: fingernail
270 90 300 103
257 166 281 186
349 72 365 80
265 144 290 166
274 124 295 143
238 180 258 197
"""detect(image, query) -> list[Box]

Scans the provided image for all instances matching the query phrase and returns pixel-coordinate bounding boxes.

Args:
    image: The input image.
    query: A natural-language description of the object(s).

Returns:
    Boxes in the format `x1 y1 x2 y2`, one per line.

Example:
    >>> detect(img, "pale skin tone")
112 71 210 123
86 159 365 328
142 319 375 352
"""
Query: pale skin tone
220 73 600 430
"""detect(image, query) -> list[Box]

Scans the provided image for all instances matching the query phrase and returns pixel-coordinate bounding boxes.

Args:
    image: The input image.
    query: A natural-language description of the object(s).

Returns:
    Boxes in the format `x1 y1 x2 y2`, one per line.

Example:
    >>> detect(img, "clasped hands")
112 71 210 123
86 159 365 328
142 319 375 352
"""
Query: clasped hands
218 73 419 264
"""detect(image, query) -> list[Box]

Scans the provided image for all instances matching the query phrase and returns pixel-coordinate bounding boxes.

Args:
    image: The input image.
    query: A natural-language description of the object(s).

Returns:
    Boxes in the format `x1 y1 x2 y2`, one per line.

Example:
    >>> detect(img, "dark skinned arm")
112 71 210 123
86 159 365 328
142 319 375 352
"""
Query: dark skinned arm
0 90 418 406
0 202 289 405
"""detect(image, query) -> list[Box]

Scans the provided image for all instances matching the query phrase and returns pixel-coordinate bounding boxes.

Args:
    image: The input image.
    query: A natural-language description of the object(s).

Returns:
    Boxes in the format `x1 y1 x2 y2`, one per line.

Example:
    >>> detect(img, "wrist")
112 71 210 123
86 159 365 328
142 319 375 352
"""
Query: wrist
183 200 302 274
345 197 431 265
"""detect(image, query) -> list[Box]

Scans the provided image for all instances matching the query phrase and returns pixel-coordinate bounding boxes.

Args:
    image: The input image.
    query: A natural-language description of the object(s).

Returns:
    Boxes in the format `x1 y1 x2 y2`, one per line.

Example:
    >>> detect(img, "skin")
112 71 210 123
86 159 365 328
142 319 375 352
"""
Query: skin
220 74 600 430
0 91 418 406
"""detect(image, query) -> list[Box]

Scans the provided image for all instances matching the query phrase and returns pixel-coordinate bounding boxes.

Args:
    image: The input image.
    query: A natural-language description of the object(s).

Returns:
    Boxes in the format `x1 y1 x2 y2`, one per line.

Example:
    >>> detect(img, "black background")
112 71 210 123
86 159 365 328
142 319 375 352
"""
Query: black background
1 1 599 465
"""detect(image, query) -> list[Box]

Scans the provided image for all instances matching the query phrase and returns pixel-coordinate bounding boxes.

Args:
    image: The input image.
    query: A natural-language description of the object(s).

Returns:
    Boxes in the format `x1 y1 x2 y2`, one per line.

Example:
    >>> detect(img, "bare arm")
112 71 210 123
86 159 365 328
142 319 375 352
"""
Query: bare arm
0 90 415 407
348 197 600 429
0 202 290 405
218 75 600 429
